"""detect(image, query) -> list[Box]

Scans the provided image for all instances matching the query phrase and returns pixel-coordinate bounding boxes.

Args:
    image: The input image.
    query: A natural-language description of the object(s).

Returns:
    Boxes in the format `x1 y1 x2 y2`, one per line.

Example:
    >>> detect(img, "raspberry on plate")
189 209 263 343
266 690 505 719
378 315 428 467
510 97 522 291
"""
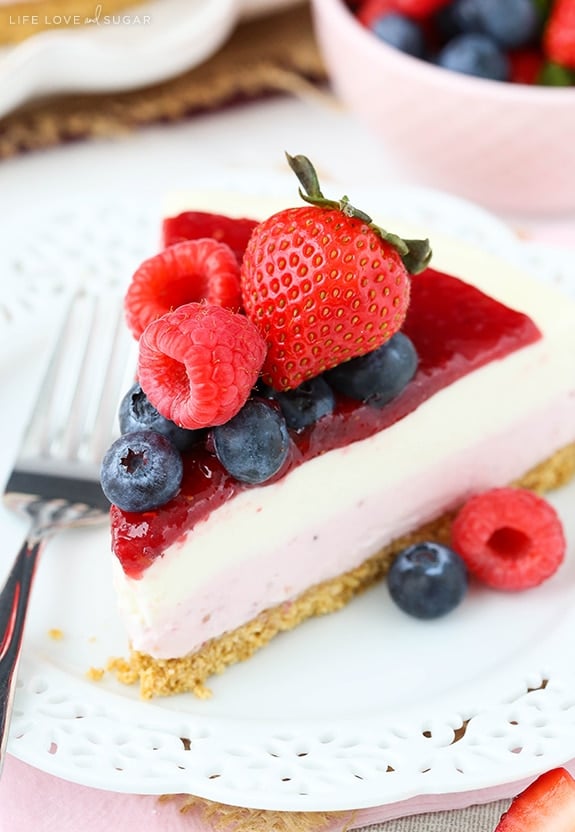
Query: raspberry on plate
451 487 566 590
125 238 242 340
138 303 267 430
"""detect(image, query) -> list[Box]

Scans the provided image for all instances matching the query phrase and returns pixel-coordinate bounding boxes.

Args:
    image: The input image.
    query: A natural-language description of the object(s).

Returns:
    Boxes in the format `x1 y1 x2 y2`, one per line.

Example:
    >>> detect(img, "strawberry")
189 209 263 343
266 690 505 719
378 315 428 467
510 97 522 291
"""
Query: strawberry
162 211 259 263
544 0 575 69
451 488 565 591
125 238 242 340
495 767 575 830
138 303 267 430
240 154 431 391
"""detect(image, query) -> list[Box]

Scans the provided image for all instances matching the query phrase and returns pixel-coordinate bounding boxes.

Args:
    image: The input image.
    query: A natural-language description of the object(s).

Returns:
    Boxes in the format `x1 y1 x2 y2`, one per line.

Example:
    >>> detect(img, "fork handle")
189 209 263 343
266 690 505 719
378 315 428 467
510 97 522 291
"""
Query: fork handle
0 534 44 770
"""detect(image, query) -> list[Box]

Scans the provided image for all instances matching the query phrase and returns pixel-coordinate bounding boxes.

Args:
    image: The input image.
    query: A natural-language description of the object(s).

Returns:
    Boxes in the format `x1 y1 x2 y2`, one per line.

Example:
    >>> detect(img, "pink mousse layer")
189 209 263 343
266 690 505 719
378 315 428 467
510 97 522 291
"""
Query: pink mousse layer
123 390 575 659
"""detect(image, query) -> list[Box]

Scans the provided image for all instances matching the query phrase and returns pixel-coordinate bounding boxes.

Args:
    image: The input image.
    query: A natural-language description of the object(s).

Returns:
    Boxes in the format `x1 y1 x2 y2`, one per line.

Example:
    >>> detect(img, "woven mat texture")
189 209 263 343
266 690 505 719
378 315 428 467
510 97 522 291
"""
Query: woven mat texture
0 2 325 158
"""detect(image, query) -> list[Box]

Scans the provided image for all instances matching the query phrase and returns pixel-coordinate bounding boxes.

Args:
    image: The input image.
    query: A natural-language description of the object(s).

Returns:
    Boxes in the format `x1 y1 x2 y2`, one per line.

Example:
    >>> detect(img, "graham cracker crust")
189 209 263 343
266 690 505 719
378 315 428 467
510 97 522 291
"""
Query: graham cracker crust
108 442 575 699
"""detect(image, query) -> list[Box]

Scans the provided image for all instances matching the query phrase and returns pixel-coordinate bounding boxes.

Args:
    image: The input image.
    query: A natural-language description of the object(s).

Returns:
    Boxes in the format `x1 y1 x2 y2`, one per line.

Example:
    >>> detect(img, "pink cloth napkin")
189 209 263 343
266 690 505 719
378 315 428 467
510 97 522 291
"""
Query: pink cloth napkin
2 218 574 832
0 754 533 831
0 757 186 831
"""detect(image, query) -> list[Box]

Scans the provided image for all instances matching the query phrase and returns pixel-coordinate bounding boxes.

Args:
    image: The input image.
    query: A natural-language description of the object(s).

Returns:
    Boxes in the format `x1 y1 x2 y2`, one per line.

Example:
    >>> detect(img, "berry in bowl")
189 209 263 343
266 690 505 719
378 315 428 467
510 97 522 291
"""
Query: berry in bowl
310 0 575 214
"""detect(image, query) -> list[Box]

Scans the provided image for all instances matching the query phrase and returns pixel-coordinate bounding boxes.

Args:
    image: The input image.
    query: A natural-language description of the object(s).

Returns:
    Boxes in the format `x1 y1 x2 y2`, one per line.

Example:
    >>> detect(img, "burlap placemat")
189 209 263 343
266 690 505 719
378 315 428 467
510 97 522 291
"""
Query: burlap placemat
160 793 510 830
0 1 326 159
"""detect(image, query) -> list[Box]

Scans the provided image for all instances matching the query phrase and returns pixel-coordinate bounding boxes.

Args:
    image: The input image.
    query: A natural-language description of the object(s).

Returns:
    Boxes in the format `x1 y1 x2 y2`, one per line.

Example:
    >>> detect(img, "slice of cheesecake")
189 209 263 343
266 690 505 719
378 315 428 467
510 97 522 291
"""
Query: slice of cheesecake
106 208 575 699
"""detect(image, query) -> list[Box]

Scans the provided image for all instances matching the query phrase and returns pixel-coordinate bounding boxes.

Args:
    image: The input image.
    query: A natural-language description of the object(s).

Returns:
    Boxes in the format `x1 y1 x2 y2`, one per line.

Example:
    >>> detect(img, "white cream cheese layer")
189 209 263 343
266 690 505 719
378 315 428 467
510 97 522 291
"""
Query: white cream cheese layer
112 218 575 659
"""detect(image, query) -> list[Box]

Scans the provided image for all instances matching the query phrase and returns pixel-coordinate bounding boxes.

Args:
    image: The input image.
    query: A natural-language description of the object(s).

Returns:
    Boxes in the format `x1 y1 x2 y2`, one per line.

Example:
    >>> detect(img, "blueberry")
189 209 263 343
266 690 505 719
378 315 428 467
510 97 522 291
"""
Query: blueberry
212 400 290 484
274 377 335 431
437 33 509 81
100 430 183 512
436 0 539 47
388 542 468 620
119 383 202 452
251 378 277 399
324 333 417 408
474 0 539 48
435 0 484 39
371 12 426 58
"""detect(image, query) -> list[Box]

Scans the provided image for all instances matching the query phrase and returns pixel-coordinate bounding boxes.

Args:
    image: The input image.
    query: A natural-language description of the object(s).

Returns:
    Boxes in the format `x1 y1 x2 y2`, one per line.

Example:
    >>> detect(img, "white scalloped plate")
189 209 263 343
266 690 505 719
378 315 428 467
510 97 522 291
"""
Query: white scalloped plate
2 175 575 813
0 0 301 119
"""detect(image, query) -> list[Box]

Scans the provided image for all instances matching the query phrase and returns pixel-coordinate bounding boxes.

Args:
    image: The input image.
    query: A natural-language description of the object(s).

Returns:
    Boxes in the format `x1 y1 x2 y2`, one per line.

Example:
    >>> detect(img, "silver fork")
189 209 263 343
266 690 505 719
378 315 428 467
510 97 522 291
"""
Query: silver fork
0 290 134 772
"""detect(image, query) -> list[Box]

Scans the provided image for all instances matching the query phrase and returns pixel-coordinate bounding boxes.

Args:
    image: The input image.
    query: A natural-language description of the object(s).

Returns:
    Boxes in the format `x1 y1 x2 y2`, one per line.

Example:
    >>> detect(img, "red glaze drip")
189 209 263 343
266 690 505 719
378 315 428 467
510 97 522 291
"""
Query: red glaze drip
111 269 541 578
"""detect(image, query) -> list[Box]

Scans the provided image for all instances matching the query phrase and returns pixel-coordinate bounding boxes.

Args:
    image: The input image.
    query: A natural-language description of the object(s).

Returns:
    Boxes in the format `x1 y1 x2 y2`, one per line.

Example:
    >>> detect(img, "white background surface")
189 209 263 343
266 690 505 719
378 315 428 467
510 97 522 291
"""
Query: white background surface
1 91 574 233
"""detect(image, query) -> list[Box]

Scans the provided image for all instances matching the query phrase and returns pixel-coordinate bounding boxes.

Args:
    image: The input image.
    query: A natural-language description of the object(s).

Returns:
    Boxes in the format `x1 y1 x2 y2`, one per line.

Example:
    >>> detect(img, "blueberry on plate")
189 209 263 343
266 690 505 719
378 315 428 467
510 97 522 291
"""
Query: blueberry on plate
437 33 510 81
324 332 417 408
212 399 290 484
388 542 468 620
274 377 335 431
371 12 426 58
119 382 202 451
100 429 183 512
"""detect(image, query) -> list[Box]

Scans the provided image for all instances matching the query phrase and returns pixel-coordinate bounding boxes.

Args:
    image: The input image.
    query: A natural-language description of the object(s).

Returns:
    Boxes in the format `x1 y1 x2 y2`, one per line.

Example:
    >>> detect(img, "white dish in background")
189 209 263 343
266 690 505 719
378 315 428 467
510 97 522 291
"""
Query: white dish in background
2 174 575 815
0 0 303 119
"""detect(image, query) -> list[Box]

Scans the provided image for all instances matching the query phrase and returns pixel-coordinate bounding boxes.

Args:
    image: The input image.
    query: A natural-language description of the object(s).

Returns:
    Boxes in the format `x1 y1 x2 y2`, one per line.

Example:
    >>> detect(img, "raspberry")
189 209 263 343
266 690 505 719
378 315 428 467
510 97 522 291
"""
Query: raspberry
162 211 259 263
451 488 566 591
137 303 267 430
125 239 242 340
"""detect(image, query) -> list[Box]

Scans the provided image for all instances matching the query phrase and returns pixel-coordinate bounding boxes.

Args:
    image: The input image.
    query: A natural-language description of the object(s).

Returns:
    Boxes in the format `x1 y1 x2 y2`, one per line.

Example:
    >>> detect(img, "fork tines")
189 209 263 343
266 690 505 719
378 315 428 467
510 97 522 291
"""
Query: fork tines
6 291 136 505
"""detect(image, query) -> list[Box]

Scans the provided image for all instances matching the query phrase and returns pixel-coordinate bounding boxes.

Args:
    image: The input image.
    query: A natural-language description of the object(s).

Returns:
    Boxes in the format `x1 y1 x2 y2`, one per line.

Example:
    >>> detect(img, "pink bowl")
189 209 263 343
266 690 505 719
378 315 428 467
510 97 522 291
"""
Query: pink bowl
310 0 575 216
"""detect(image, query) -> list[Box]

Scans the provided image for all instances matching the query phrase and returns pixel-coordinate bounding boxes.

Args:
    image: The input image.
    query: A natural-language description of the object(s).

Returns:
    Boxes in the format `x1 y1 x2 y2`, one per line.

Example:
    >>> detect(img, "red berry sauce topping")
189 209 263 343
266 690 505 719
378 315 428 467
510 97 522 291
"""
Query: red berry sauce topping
162 211 259 263
111 268 541 579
